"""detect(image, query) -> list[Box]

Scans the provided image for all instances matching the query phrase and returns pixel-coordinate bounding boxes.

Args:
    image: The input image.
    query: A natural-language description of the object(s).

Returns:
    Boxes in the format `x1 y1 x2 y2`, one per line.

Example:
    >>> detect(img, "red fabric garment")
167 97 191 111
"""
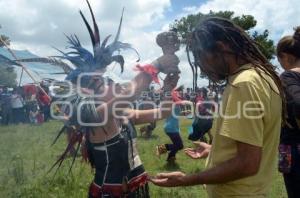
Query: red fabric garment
38 93 50 105
135 65 184 104
37 86 51 105
23 84 37 95
36 113 44 123
88 173 148 198
134 64 159 84
127 173 148 193
89 183 103 198
171 90 183 104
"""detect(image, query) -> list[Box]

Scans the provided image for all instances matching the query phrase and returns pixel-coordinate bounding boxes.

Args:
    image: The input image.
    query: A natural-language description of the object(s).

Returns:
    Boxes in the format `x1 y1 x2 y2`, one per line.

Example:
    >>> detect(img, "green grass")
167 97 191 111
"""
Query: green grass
0 120 287 198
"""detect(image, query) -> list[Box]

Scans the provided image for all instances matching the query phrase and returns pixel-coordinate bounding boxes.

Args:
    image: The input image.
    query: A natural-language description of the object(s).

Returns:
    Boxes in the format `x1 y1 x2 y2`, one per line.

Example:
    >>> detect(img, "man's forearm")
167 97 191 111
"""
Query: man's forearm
113 71 152 102
181 157 252 186
128 98 174 125
159 100 175 119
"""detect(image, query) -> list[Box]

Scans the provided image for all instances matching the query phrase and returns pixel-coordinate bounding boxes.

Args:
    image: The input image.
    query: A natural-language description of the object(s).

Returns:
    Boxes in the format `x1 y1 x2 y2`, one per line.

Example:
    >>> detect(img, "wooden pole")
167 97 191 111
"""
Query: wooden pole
0 37 50 100
18 68 24 87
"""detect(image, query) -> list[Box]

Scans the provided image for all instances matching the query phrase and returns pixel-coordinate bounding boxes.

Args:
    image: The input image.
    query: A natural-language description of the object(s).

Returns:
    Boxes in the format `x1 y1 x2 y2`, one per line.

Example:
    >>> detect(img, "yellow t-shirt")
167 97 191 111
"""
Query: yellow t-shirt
206 64 282 198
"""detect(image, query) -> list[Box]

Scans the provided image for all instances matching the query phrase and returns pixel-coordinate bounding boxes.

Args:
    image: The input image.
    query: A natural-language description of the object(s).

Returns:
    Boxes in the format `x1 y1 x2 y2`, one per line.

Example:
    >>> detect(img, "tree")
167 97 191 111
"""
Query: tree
0 25 16 87
170 11 275 60
0 67 17 87
0 25 10 47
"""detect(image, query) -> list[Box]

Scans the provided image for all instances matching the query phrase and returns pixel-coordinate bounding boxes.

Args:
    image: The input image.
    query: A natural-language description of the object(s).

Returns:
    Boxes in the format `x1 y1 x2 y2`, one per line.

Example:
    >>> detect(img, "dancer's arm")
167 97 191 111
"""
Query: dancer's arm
123 73 179 124
96 71 152 116
123 100 173 125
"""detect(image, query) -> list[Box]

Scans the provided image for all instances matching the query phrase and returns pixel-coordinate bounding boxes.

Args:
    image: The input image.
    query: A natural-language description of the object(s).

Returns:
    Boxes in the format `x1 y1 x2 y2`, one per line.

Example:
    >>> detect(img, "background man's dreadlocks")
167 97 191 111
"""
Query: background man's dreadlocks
186 17 286 123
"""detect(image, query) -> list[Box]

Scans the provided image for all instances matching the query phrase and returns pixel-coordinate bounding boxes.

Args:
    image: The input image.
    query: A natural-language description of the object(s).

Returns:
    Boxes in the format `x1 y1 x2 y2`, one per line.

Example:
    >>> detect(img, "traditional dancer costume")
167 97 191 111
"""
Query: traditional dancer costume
43 1 150 197
12 2 180 197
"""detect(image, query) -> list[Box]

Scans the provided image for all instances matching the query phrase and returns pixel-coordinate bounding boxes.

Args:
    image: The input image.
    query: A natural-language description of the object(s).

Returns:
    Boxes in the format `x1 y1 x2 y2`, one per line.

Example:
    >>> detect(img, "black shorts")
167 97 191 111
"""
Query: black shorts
87 125 149 198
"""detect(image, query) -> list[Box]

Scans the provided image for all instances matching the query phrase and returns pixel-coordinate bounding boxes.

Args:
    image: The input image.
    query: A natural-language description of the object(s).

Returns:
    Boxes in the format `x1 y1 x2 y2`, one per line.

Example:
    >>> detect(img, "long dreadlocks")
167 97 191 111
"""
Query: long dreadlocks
186 17 286 123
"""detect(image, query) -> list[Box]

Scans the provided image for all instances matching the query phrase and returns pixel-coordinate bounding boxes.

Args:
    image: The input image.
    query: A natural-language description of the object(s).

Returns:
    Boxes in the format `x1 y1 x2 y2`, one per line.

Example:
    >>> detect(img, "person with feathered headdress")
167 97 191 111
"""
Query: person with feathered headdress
15 1 180 197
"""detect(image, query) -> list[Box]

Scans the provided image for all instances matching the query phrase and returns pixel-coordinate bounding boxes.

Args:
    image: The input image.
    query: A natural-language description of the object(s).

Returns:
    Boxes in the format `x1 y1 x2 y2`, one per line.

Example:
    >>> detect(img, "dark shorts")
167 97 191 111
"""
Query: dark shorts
88 131 149 198
188 117 212 141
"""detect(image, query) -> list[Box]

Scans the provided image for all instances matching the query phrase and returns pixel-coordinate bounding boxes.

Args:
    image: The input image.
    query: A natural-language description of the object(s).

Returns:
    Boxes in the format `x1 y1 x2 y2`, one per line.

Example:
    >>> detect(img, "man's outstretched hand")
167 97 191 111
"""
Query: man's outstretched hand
149 171 186 187
184 142 211 159
150 143 211 187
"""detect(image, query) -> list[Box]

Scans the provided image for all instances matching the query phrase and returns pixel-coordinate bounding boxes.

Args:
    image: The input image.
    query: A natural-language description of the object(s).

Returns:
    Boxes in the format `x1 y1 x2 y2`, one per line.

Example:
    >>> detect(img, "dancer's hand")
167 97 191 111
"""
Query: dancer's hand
184 142 211 159
149 171 186 187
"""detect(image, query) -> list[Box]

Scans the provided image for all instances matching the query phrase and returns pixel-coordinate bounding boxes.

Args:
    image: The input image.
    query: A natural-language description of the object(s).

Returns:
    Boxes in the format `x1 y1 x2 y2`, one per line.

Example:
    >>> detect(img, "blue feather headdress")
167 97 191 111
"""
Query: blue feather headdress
58 0 139 83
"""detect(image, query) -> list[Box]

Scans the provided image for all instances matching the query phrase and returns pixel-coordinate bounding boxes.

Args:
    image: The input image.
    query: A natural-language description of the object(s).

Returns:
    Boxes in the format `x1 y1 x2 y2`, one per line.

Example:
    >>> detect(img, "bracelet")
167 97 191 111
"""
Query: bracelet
134 64 160 84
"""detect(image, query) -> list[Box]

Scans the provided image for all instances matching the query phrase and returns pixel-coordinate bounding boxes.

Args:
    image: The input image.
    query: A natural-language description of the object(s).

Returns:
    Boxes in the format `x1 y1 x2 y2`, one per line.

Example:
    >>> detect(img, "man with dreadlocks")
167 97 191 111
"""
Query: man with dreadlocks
16 1 180 197
151 17 285 198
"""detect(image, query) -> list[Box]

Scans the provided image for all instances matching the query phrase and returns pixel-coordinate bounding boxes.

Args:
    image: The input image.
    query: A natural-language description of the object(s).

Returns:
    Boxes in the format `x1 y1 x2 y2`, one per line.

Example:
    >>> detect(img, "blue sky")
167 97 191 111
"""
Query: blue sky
167 0 206 19
145 0 207 31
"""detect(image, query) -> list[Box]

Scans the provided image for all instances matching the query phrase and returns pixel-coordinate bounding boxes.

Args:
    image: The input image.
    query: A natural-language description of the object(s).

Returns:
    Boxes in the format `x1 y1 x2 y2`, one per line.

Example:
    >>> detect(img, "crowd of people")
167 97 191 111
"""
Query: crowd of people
132 84 220 163
0 83 51 125
1 3 299 197
136 85 222 139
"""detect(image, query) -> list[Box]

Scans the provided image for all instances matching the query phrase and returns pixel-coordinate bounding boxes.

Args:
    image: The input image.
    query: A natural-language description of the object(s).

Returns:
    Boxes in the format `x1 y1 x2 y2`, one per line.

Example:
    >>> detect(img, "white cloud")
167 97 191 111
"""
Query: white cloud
0 0 179 84
0 0 209 88
1 0 298 88
196 0 300 40
182 6 198 13
0 0 171 52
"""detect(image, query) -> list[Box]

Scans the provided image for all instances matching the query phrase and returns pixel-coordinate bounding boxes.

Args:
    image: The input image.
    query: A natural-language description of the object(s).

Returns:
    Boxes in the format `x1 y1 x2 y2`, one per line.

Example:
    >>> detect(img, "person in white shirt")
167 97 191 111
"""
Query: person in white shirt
10 89 25 124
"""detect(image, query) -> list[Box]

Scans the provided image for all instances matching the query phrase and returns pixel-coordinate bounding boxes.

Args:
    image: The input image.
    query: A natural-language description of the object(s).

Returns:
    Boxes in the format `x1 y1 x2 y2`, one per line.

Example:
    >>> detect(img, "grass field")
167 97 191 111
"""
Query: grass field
0 119 287 198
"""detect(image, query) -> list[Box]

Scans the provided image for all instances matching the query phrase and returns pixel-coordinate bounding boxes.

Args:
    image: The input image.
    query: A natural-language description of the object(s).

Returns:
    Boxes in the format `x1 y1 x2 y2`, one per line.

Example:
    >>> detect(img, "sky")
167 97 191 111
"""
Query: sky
0 0 299 87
